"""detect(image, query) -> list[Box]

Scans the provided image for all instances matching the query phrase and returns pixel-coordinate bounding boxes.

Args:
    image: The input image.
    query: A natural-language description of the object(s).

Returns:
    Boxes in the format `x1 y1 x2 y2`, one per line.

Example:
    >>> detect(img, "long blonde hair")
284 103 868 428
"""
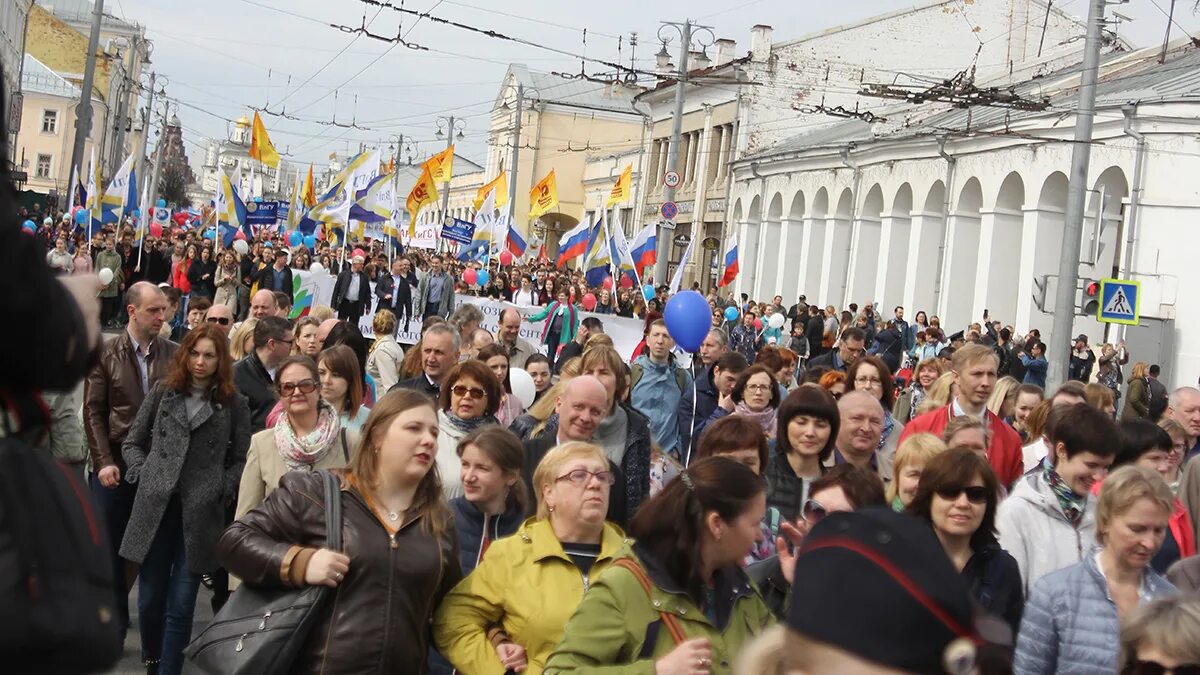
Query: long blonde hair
987 375 1021 416
528 356 582 438
229 318 258 360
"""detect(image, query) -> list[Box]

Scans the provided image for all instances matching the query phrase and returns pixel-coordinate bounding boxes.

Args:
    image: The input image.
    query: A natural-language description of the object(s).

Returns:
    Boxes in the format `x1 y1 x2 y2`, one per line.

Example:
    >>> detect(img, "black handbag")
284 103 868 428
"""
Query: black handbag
184 470 342 675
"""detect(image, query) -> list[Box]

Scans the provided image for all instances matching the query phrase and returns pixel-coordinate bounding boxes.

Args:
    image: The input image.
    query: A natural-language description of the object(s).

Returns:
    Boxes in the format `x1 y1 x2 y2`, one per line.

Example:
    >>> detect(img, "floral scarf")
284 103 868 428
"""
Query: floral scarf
1042 456 1086 527
734 402 778 439
276 399 342 471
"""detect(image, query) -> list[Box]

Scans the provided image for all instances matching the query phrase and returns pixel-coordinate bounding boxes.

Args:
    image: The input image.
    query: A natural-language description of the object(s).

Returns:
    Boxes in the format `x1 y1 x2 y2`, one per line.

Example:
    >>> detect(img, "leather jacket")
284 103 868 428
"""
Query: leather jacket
219 470 463 674
84 330 178 470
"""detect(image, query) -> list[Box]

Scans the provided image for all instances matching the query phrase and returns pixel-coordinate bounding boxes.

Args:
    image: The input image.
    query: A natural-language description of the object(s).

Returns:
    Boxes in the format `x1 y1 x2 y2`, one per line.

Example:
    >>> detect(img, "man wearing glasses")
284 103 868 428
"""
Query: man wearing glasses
204 304 234 339
234 316 294 432
808 326 867 373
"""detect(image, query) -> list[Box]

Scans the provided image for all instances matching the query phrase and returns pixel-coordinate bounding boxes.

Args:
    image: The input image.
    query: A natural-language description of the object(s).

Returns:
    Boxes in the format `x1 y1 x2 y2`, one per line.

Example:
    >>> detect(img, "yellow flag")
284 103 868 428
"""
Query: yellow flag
301 164 316 207
474 172 509 211
607 164 632 208
406 163 439 236
248 111 280 168
529 169 558 219
425 145 455 184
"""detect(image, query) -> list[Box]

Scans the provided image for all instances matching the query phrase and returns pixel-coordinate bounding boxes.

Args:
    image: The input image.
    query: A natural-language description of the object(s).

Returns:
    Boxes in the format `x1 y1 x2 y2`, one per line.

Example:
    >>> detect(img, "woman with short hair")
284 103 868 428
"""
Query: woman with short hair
478 343 526 427
695 414 779 563
435 441 625 675
764 385 839 522
888 432 947 511
293 316 321 357
1118 596 1200 675
1110 420 1196 574
699 364 783 441
437 360 503 499
847 355 904 463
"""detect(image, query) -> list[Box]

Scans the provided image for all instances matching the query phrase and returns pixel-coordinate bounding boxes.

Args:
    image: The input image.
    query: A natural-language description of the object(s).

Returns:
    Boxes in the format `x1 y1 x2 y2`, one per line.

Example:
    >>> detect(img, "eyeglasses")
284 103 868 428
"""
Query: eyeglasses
746 383 773 393
451 385 487 400
273 337 294 346
206 316 231 326
854 376 883 385
280 379 318 395
555 469 616 486
934 485 990 504
801 499 827 524
1124 660 1200 675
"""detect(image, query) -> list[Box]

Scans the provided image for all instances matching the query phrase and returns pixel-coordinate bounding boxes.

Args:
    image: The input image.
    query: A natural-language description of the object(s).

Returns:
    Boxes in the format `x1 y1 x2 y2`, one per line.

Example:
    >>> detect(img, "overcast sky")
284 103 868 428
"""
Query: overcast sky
104 0 1200 171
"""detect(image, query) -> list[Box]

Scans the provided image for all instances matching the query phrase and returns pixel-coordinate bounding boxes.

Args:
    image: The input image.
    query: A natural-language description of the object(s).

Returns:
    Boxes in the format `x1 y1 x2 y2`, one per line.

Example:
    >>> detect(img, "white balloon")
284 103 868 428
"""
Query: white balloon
309 262 325 275
768 312 786 329
98 268 114 286
509 367 537 410
232 239 249 255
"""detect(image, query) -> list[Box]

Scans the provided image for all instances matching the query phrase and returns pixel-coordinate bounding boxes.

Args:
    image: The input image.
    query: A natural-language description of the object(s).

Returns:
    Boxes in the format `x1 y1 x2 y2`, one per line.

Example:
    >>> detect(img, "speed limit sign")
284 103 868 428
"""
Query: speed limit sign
664 171 681 189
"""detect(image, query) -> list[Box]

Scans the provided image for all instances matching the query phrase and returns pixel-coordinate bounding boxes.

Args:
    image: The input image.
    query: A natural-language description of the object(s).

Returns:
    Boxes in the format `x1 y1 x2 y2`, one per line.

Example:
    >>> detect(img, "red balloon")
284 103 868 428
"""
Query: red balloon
149 222 163 238
462 268 478 285
353 248 366 259
602 276 614 291
753 319 763 331
499 251 514 265
619 275 634 289
582 293 597 311
172 212 189 226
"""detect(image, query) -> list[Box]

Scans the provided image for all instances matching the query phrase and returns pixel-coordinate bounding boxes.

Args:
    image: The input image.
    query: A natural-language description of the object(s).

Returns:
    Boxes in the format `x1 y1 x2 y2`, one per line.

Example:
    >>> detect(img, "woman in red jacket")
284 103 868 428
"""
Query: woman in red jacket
173 243 195 295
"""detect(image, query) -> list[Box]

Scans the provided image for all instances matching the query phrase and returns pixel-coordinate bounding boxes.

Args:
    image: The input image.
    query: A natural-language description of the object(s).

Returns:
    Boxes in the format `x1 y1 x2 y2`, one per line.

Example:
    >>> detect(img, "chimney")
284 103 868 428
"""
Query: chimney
714 38 736 66
750 24 773 62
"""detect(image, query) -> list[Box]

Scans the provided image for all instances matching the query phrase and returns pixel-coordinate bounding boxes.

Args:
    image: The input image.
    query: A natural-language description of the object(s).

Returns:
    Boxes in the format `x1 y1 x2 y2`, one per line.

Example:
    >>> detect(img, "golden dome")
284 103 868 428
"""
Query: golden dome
235 116 251 127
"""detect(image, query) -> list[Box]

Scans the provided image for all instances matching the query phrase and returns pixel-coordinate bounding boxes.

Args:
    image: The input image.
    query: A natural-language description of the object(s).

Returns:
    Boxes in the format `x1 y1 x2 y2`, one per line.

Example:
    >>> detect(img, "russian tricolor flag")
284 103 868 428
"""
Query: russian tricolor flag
718 235 739 287
556 221 590 268
630 224 657 276
506 219 529 258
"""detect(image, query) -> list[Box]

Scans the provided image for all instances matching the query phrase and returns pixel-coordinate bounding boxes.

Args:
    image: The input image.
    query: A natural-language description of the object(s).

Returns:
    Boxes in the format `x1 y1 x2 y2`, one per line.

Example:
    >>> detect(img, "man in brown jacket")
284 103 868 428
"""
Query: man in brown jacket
84 281 177 643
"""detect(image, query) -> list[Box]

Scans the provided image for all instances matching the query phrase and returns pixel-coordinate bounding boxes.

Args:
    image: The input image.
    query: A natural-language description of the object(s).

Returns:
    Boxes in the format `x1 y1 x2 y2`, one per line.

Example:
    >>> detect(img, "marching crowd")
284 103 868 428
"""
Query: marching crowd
12 197 1200 675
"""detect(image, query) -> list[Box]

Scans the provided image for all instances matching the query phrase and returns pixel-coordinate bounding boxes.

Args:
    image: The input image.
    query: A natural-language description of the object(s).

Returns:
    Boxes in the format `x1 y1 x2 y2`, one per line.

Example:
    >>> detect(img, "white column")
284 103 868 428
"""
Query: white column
847 214 882 305
801 216 825 299
941 211 982 328
875 211 912 311
905 210 944 316
775 218 791 295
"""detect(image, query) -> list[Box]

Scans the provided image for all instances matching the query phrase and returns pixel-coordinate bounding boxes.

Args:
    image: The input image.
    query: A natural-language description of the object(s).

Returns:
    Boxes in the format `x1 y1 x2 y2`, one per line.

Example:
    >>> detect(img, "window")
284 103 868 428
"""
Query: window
35 154 52 178
41 110 57 134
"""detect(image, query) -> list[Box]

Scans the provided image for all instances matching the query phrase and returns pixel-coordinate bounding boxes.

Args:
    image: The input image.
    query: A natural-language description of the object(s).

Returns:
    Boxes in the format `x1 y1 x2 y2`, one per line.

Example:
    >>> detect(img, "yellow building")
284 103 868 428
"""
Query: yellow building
14 53 98 199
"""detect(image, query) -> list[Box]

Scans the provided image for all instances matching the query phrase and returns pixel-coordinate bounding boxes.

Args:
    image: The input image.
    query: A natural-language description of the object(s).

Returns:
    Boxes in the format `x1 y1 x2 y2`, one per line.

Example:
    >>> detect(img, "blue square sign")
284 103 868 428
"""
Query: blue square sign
1097 278 1140 325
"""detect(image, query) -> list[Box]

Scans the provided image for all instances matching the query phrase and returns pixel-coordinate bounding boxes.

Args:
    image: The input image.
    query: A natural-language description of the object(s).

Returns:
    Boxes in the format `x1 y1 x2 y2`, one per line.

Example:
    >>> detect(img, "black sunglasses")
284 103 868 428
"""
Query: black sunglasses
1124 661 1200 675
206 316 231 326
934 485 989 504
801 499 827 524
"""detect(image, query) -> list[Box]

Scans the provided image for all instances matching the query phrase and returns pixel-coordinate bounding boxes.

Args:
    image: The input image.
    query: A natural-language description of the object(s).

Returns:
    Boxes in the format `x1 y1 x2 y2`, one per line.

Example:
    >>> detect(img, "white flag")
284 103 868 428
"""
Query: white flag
669 235 696 293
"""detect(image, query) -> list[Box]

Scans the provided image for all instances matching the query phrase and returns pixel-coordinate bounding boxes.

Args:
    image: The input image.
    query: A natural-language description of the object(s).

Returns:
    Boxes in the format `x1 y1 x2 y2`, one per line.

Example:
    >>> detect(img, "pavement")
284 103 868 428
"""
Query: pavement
107 586 215 674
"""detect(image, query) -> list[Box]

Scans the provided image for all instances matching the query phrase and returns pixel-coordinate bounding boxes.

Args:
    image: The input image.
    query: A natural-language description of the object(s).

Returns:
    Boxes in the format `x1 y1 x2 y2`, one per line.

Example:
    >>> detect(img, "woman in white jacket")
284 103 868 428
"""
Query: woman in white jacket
996 403 1121 596
365 309 404 393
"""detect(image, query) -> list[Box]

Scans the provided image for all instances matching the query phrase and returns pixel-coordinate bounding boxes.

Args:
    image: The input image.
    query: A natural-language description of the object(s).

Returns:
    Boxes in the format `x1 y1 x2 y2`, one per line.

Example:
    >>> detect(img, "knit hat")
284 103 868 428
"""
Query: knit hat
786 508 980 675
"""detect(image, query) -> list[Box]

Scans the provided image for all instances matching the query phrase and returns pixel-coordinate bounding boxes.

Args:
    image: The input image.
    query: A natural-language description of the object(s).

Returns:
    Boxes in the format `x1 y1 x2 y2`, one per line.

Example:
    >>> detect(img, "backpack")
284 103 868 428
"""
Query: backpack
0 402 122 673
630 362 689 395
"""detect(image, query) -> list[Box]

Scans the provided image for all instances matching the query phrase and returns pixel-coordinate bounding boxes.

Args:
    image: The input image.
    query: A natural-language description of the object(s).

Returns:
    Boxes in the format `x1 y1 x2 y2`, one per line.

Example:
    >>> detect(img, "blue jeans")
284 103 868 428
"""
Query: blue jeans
137 496 201 675
90 470 137 636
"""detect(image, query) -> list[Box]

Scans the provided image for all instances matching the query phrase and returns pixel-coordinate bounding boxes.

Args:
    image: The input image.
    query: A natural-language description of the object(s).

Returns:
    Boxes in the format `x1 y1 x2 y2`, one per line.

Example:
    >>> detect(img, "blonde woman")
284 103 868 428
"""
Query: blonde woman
987 375 1021 419
228 317 257 360
1122 362 1153 421
887 432 947 511
366 309 404 393
895 357 945 423
914 371 956 417
1118 596 1200 673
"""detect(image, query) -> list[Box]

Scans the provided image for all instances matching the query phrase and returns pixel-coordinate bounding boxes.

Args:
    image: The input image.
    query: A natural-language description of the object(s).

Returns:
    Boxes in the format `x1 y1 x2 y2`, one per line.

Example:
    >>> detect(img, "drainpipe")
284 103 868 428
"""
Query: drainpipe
839 145 861 306
1118 102 1146 342
932 136 957 317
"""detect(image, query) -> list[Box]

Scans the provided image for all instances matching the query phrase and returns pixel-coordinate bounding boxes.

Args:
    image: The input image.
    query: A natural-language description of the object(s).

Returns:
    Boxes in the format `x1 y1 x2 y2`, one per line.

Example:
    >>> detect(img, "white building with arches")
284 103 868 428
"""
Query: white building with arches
728 43 1200 384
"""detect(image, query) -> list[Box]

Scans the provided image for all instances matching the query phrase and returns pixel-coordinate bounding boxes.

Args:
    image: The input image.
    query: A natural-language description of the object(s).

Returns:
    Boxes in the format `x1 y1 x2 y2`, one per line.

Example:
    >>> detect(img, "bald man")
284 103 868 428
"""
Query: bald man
519 375 629 524
831 390 891 484
316 318 340 351
249 289 277 320
204 303 234 339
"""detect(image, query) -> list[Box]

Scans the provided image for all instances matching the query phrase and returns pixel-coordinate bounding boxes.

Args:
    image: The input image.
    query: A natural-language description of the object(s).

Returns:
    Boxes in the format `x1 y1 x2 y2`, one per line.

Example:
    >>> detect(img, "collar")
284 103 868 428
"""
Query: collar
127 328 150 356
950 397 985 420
832 351 845 369
833 446 878 471
425 373 439 388
521 517 625 564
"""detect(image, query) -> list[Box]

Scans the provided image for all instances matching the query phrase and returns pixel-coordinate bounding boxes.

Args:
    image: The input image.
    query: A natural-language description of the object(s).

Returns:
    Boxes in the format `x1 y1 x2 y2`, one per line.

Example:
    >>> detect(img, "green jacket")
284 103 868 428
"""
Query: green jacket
96 249 124 298
543 543 773 675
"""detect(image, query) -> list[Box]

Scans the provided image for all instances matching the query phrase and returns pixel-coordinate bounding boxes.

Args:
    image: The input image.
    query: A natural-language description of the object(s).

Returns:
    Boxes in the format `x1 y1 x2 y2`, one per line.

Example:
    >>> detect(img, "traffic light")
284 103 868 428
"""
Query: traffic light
1083 280 1100 315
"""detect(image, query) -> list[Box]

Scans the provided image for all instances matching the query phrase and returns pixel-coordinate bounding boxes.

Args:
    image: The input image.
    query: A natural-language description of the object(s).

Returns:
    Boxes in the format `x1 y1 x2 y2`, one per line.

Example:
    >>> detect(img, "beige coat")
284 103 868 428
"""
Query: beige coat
235 426 359 520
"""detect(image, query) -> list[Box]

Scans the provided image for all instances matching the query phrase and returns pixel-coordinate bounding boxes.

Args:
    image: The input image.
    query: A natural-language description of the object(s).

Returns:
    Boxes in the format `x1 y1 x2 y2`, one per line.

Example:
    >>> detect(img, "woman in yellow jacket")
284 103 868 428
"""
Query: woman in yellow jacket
434 441 627 675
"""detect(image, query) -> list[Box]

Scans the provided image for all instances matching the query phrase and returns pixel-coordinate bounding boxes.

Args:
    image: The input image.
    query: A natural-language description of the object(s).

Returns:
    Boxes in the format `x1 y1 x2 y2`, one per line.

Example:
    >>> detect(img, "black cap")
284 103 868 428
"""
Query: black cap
786 508 979 675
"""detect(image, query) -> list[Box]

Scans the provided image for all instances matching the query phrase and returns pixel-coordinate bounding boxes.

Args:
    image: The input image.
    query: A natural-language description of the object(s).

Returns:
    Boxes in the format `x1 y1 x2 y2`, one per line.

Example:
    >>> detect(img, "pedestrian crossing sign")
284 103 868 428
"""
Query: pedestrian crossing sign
1097 278 1140 325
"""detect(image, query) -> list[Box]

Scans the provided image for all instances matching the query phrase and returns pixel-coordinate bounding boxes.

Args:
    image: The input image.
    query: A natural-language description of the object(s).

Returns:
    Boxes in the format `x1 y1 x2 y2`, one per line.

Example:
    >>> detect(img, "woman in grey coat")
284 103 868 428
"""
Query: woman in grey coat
1015 465 1177 675
120 325 251 675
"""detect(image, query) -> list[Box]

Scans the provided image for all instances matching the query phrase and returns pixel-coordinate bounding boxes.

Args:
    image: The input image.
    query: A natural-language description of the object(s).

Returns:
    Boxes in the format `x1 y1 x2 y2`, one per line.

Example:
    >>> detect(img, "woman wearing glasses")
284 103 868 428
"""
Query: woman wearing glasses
700 364 783 441
906 448 1024 635
235 355 356 520
1118 596 1200 675
434 441 625 675
437 361 503 499
846 355 905 466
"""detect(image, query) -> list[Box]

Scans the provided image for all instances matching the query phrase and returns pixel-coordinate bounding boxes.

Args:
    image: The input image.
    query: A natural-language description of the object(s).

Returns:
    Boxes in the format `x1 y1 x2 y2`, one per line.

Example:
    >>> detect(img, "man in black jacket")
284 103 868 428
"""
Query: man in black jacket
677 352 749 462
805 305 827 359
391 323 458 397
233 316 293 432
139 237 172 285
809 326 867 373
253 248 294 305
332 254 372 325
374 257 418 332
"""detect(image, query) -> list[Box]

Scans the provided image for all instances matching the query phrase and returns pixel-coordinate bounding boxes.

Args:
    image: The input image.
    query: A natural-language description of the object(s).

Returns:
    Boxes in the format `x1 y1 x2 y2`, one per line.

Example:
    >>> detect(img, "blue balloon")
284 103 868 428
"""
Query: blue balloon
477 269 490 287
75 210 88 225
288 231 303 246
131 209 140 218
724 306 739 322
203 229 216 240
303 235 317 249
643 284 656 302
254 196 264 203
663 290 710 352
22 219 36 232
156 198 167 208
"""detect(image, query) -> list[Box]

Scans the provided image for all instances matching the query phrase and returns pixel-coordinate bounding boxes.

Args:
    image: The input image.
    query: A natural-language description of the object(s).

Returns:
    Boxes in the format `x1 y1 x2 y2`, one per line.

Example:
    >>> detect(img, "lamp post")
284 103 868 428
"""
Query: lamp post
434 116 465 253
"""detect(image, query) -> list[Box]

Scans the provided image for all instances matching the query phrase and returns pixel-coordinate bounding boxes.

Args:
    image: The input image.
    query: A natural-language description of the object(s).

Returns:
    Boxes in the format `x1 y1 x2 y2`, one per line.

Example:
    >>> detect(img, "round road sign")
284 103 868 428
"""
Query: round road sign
660 201 678 220
664 171 681 189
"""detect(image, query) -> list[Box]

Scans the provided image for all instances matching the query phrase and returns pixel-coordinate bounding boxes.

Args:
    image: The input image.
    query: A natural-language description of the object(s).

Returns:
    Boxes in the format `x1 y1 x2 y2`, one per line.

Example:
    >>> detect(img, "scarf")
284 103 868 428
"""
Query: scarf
594 405 630 466
276 400 342 471
442 409 499 435
1042 456 1086 527
878 412 896 453
909 383 927 412
735 401 778 439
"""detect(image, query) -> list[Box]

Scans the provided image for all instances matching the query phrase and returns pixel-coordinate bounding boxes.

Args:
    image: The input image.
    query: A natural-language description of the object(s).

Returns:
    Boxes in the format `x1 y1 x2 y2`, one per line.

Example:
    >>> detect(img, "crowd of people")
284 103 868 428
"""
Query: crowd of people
13 192 1200 675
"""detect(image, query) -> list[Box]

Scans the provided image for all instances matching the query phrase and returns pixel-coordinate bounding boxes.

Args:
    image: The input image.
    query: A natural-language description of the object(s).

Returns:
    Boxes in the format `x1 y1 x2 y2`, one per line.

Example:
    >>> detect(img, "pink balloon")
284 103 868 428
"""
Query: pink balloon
619 275 634 289
149 222 163 238
462 268 478 285
753 319 763 330
353 248 365 259
582 293 597 311
602 276 614 291
499 251 514 265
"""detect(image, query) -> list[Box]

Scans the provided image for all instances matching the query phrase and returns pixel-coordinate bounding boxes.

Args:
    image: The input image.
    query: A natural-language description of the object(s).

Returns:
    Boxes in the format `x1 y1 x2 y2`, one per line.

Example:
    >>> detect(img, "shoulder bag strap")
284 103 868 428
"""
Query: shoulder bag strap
612 558 687 646
340 429 349 462
321 470 343 551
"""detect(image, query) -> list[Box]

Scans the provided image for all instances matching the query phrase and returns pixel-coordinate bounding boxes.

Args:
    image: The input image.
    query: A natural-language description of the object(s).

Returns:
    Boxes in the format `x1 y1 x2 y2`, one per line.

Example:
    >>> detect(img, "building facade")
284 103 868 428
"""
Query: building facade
1 0 33 166
14 53 98 198
199 115 286 200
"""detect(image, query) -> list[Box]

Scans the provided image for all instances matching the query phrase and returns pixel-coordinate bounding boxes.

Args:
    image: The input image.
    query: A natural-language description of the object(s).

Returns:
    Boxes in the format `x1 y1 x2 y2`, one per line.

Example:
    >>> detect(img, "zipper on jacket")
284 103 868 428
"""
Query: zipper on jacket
582 572 590 593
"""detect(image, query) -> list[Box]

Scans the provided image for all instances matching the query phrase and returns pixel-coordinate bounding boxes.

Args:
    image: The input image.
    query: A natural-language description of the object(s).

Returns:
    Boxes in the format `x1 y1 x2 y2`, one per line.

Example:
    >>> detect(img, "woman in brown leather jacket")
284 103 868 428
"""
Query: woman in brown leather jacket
219 389 463 673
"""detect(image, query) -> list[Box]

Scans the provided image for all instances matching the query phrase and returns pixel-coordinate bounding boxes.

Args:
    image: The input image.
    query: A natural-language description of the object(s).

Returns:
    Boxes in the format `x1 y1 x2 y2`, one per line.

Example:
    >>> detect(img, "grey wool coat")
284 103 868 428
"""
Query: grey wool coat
120 384 251 573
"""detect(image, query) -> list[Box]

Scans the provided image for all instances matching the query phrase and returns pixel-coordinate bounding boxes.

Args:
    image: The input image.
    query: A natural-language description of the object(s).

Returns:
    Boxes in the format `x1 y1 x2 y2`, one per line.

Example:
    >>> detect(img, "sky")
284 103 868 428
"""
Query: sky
101 0 1200 173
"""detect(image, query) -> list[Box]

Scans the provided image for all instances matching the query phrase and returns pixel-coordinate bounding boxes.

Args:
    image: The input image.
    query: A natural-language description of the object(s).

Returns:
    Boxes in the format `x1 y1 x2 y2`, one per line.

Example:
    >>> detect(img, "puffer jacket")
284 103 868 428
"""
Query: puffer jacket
218 470 463 674
543 542 773 674
434 518 628 675
449 496 525 575
763 451 820 523
996 467 1098 597
1014 552 1176 675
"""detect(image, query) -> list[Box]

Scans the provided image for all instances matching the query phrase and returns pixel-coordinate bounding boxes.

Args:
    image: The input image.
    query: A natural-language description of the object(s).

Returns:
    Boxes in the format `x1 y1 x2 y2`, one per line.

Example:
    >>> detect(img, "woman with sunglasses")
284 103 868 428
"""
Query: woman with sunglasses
437 360 504 499
1119 596 1200 675
435 441 625 675
235 355 355 520
906 448 1024 635
1015 466 1178 675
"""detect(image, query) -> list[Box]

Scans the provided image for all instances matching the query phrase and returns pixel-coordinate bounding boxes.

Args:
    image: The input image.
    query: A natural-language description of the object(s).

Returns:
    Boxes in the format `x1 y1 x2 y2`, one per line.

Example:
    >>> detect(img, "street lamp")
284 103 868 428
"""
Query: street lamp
655 42 671 70
436 117 466 141
388 134 416 165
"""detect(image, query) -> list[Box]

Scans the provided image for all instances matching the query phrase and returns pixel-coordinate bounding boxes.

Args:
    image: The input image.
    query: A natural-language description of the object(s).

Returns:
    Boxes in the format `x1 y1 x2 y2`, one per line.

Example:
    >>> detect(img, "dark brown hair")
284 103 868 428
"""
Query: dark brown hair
732 364 782 408
695 415 769 473
318 345 364 414
438 360 503 417
627 457 766 605
847 355 896 409
477 343 513 394
163 325 236 403
775 384 840 464
456 426 530 513
273 355 320 393
906 448 1002 550
808 464 886 509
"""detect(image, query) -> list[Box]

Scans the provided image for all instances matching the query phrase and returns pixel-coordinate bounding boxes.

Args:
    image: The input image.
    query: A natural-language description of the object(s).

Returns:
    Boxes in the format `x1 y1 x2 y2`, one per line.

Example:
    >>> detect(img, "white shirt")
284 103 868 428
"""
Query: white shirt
513 288 537 307
346 273 361 302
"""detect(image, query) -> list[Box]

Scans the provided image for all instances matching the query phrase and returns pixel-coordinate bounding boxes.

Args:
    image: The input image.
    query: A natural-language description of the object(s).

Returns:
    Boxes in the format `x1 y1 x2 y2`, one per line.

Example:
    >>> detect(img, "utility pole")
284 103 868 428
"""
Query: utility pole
435 115 465 255
147 99 170 213
1047 0 1106 390
656 21 692 285
133 72 156 200
69 0 105 184
505 83 523 232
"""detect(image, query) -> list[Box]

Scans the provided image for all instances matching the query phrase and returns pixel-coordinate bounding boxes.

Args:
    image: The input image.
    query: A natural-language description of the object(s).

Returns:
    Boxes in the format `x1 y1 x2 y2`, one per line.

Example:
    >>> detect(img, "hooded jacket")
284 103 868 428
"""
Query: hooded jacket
996 468 1098 597
630 354 692 455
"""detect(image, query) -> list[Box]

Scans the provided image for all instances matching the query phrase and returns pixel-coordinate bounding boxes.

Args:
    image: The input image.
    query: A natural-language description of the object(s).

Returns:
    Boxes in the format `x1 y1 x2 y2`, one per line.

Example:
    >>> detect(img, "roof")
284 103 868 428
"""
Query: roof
507 64 643 115
34 0 140 32
21 53 80 98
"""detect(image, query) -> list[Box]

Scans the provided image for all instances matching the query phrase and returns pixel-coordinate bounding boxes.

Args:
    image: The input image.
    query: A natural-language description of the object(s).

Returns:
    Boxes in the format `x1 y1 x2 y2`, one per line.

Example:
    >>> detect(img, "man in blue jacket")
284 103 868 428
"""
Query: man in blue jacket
631 320 693 457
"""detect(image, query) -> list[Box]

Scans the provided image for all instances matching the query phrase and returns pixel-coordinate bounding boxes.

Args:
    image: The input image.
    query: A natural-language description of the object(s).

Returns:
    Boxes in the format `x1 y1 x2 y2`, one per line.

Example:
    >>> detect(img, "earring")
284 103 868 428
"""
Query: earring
548 505 555 513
